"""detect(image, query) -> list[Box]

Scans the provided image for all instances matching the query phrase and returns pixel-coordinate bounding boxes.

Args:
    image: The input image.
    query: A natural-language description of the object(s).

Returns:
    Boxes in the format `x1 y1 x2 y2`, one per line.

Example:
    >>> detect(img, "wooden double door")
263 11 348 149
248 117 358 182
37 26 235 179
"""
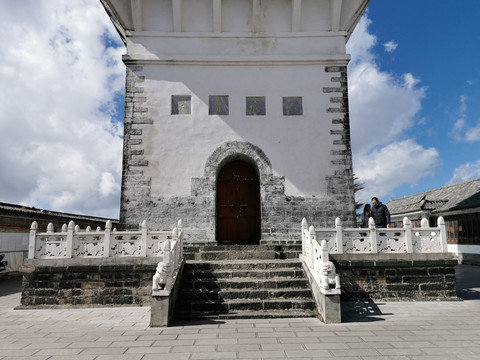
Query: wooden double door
216 160 261 244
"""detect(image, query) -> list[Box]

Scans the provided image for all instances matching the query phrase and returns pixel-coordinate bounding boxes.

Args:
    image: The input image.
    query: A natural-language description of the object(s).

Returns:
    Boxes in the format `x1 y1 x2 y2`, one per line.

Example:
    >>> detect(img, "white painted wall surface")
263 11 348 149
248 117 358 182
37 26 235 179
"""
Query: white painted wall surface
448 244 480 255
137 63 344 198
140 0 334 33
0 232 28 272
124 0 352 199
126 34 347 60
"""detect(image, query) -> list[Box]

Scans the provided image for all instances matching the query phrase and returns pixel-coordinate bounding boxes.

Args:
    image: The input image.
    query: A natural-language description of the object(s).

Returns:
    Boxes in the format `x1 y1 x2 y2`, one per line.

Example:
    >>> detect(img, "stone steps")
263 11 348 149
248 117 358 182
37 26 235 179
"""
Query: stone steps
175 246 316 320
183 244 302 261
180 288 314 301
175 310 317 320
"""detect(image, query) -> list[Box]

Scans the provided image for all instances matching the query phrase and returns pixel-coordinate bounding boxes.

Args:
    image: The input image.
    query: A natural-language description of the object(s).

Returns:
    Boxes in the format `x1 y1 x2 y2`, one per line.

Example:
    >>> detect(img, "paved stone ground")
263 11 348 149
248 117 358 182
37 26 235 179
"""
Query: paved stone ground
0 265 479 360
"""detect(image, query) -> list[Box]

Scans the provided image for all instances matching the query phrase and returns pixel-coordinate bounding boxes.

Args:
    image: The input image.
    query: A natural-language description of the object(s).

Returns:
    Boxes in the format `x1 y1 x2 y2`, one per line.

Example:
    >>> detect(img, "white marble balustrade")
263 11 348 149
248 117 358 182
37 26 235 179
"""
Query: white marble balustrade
302 216 448 262
28 219 183 260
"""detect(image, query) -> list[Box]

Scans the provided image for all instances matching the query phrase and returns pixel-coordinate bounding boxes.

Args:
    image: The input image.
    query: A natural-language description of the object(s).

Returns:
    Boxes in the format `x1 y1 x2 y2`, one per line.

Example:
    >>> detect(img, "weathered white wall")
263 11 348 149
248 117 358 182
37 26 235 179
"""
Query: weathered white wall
109 0 365 235
140 0 332 33
138 63 340 198
0 233 28 272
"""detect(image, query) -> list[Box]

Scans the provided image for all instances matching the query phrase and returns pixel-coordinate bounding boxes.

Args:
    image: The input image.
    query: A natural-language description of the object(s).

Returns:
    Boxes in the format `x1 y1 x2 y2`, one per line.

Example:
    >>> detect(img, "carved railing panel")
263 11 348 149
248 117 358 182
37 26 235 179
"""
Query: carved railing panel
412 229 442 252
377 230 405 253
316 230 336 252
73 233 104 257
110 232 142 256
146 232 171 257
28 220 183 260
342 230 371 253
301 216 447 255
35 234 68 259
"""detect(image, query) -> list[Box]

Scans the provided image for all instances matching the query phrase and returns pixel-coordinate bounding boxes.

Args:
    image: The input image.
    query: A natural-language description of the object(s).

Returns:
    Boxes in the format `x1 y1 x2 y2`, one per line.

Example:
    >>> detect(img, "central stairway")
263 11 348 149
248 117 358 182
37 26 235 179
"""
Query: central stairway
175 245 317 320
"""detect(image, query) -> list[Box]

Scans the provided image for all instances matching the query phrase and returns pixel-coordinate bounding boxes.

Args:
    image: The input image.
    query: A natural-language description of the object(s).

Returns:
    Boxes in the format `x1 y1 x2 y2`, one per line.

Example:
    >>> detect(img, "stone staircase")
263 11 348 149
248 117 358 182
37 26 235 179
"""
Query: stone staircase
175 245 317 320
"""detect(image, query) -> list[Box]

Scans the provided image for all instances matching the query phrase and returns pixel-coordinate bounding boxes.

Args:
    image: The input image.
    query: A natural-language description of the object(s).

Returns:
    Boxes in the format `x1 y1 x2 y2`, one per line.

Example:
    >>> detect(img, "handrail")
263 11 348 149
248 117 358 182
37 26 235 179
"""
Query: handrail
28 219 183 259
301 216 447 258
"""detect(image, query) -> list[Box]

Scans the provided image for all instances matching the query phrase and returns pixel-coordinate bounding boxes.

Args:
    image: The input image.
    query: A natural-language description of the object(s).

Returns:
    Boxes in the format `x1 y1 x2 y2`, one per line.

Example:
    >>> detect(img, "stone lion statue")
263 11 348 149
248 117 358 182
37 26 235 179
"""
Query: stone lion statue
319 261 340 290
152 261 170 291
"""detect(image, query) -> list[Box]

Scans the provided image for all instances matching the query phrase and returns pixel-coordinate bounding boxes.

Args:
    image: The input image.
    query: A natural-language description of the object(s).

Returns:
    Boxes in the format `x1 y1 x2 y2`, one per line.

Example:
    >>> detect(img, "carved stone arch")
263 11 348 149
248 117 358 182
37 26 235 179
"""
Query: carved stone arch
191 141 283 198
190 141 286 242
205 141 273 180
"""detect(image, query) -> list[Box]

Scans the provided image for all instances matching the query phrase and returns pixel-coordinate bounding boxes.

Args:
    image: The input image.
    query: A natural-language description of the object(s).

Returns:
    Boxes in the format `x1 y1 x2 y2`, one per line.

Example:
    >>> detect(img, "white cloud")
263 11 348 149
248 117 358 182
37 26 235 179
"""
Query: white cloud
459 95 468 114
347 16 377 67
354 140 439 204
0 0 125 218
465 123 480 142
403 73 420 90
347 15 439 206
99 172 121 198
449 161 480 184
450 118 465 142
383 40 398 53
449 95 480 142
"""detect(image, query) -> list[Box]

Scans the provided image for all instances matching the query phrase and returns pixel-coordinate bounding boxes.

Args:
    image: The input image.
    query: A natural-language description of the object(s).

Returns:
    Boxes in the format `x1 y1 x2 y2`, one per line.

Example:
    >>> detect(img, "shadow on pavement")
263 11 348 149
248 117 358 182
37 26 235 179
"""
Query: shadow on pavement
341 300 393 323
0 278 22 297
455 264 480 300
170 318 227 327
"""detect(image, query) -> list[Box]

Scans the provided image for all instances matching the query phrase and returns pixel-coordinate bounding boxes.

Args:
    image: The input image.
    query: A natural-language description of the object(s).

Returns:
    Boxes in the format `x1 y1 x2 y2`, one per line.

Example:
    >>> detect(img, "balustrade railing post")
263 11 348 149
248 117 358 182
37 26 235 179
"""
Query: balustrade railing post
335 217 343 254
301 218 308 257
177 219 183 261
438 216 448 252
308 225 315 269
103 220 112 258
28 221 38 259
140 220 147 257
369 217 378 253
421 218 429 228
403 217 413 253
66 221 75 258
172 227 179 271
163 239 172 269
320 239 328 262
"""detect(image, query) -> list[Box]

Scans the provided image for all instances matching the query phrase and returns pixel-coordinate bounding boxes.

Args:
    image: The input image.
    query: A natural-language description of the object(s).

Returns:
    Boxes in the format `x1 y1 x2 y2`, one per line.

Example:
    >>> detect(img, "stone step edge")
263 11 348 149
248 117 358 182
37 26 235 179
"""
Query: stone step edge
173 310 317 320
185 259 301 265
178 296 314 303
184 246 303 251
178 288 313 297
183 268 305 275
181 278 308 285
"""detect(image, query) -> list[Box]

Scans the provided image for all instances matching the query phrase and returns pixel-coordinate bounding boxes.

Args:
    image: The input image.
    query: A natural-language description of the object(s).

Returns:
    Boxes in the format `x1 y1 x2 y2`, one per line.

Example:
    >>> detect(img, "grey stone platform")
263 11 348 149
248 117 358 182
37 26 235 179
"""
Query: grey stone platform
1 265 479 360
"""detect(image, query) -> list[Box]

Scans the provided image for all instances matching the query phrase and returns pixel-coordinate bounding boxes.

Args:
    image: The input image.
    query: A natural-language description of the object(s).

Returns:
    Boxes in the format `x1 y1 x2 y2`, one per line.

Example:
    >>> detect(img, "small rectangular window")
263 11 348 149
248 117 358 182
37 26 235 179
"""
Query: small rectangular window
171 95 191 115
283 96 303 116
209 95 229 115
246 96 266 116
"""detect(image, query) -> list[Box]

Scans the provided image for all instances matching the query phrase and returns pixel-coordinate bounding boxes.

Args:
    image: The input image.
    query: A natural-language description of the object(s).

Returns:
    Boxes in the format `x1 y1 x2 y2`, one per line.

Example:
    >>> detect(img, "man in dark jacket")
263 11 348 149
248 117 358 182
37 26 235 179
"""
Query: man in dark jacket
370 197 391 228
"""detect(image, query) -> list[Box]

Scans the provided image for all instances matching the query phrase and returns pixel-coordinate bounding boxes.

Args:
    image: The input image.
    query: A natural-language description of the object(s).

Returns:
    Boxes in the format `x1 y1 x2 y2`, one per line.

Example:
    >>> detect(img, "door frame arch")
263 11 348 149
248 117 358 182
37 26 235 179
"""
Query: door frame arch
190 141 285 242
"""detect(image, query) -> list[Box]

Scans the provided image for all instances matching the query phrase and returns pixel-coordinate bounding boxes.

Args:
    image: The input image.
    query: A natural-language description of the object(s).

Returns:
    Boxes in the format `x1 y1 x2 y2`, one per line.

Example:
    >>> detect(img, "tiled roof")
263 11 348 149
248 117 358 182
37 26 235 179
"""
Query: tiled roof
0 201 118 222
386 178 480 215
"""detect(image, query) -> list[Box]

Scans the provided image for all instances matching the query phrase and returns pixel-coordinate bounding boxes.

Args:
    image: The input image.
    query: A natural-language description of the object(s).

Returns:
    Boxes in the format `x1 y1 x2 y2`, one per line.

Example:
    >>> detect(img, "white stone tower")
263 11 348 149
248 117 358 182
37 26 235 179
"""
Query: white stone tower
101 0 369 244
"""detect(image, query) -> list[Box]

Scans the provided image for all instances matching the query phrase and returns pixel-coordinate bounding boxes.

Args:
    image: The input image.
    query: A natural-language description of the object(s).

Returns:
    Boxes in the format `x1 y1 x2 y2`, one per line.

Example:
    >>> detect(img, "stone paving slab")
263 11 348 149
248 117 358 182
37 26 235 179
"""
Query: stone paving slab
0 265 479 359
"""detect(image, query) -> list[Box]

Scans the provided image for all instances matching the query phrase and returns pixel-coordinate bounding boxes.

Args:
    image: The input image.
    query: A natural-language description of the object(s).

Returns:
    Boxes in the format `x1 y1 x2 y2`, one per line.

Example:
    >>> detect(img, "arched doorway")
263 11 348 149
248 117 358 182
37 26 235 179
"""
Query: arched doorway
216 160 261 244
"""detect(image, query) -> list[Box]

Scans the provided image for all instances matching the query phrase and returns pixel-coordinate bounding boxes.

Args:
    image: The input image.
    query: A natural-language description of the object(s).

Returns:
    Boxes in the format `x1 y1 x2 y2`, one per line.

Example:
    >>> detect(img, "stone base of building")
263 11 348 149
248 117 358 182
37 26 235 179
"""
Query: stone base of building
331 253 458 301
18 252 459 309
19 258 159 307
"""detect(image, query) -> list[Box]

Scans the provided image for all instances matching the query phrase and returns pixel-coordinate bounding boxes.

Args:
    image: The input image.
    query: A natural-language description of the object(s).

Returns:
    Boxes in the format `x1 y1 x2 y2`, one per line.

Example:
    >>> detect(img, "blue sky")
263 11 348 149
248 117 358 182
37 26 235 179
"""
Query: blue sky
349 0 480 205
0 0 479 218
